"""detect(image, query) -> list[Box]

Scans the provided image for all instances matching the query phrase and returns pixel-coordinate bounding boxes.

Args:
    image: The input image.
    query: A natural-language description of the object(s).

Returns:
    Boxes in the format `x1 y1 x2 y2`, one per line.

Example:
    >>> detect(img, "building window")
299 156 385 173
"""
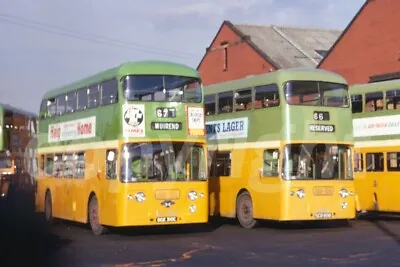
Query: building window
223 46 228 71
315 50 328 58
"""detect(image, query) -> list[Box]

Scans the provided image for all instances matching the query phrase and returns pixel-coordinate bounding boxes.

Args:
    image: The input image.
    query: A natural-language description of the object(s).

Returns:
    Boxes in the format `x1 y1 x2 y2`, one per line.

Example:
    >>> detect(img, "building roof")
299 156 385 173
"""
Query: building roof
0 103 37 118
233 23 342 69
197 20 342 70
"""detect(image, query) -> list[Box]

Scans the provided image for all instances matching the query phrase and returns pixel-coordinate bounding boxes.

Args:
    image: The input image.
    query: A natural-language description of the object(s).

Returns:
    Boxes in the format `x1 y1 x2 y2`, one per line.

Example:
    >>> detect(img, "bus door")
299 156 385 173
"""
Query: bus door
73 152 90 222
53 153 67 219
99 149 119 224
366 152 389 211
258 148 281 219
63 153 75 220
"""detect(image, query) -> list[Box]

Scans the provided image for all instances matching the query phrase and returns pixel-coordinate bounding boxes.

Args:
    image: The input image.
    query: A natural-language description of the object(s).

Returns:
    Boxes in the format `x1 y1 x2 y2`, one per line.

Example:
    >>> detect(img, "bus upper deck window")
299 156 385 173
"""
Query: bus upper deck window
365 91 383 112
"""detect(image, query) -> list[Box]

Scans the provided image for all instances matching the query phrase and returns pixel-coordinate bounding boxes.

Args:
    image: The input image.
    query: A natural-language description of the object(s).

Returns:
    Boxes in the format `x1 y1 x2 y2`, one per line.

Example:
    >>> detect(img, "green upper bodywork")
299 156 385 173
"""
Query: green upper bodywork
350 79 400 142
204 68 353 145
43 61 200 99
38 61 205 148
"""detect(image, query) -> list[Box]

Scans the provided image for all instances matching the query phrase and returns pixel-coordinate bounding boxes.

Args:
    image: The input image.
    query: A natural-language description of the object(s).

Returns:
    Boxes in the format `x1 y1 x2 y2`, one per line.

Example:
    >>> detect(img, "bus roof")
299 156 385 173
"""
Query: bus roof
0 103 37 118
43 60 200 99
350 79 400 94
204 68 347 95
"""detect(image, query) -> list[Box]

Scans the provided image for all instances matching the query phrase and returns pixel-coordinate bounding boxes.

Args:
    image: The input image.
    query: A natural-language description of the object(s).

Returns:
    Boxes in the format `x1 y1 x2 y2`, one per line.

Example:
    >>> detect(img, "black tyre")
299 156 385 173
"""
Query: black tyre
88 195 107 236
44 191 53 224
236 191 258 229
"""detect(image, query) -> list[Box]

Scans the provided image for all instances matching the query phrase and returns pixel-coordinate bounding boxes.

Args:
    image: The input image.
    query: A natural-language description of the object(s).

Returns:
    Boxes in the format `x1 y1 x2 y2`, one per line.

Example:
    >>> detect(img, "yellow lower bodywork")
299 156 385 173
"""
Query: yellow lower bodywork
209 145 356 221
353 145 400 213
35 144 209 227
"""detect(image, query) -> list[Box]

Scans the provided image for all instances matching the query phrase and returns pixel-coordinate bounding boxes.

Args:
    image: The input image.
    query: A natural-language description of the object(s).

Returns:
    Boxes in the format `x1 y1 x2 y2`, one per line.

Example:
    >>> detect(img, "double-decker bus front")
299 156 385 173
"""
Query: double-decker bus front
280 77 356 221
113 72 208 227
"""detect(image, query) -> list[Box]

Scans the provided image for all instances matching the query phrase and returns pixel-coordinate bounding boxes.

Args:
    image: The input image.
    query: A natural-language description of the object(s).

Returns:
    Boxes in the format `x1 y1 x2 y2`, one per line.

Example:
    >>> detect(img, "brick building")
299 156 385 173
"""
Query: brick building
197 20 341 85
318 0 400 84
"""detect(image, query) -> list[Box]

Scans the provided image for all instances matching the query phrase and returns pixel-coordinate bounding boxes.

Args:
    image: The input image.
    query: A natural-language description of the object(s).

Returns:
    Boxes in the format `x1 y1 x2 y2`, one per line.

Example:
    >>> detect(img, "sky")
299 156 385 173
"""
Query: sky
0 0 365 114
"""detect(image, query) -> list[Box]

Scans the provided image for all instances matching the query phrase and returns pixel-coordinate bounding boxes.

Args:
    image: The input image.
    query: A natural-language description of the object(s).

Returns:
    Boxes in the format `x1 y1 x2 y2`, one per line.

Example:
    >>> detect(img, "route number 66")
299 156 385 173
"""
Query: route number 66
313 111 328 121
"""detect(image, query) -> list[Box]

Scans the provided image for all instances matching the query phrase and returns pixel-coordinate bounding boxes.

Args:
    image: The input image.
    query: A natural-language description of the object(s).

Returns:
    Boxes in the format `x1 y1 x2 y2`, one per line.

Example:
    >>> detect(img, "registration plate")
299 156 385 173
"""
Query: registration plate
315 212 333 219
156 216 177 223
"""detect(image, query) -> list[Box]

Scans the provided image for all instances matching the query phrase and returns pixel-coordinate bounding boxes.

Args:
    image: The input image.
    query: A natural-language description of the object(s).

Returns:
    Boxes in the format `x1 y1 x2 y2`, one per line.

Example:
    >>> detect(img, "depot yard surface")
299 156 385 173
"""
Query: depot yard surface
1 194 400 267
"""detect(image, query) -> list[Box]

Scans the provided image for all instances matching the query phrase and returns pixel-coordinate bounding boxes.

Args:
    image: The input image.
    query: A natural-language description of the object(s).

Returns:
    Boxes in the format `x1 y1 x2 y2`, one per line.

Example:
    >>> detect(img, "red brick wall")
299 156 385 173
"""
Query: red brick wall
319 0 400 84
197 23 276 86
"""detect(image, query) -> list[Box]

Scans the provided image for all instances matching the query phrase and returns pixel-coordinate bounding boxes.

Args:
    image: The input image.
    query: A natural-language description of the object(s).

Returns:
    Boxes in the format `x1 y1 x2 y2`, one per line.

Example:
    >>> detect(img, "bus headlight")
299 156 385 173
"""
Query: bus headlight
296 189 305 199
339 189 349 198
188 190 198 201
135 192 146 202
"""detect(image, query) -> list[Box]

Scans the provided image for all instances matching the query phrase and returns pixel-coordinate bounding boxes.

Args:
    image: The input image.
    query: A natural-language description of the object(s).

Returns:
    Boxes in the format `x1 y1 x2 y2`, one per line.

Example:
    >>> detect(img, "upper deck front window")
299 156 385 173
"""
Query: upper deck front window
122 75 202 103
284 81 349 107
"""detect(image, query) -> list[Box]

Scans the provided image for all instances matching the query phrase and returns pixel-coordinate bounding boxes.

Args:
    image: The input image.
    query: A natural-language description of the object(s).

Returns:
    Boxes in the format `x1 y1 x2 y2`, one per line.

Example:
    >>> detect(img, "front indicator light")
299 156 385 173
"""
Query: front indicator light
189 205 196 213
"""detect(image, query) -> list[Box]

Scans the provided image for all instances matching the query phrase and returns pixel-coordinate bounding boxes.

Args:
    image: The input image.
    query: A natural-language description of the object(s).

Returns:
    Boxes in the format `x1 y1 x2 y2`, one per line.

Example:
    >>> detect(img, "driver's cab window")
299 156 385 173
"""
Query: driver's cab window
106 149 117 179
263 149 279 177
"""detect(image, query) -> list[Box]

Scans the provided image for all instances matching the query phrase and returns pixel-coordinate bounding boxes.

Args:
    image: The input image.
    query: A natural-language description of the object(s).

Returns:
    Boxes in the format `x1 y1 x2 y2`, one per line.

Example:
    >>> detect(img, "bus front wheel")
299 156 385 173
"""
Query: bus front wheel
88 195 107 236
236 191 258 229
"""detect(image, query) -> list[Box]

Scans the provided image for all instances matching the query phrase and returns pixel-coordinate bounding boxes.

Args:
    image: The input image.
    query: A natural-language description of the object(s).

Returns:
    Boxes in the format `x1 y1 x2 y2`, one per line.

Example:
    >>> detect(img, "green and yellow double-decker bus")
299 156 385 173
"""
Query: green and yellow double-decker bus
35 61 208 235
0 103 37 200
204 68 356 229
350 79 400 215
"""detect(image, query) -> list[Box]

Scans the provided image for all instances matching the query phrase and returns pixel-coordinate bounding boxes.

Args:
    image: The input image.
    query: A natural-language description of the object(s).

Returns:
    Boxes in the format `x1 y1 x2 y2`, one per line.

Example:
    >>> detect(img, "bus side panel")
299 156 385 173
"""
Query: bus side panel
353 151 375 212
71 148 118 225
97 148 119 226
249 148 282 220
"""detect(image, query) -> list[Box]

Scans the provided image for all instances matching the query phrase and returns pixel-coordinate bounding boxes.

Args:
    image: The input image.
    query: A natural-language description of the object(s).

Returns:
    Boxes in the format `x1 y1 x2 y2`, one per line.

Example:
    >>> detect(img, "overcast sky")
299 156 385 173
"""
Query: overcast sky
0 0 365 114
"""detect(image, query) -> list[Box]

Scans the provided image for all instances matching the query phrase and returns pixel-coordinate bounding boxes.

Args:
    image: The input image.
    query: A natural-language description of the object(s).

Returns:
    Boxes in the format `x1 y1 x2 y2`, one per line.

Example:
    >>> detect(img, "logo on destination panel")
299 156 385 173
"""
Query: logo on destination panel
124 106 144 127
123 104 145 137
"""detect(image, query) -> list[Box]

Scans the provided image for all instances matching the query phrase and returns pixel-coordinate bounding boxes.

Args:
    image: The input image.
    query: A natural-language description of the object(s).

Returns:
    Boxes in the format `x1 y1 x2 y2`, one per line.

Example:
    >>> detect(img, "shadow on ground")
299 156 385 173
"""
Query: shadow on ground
0 191 72 267
358 212 400 246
